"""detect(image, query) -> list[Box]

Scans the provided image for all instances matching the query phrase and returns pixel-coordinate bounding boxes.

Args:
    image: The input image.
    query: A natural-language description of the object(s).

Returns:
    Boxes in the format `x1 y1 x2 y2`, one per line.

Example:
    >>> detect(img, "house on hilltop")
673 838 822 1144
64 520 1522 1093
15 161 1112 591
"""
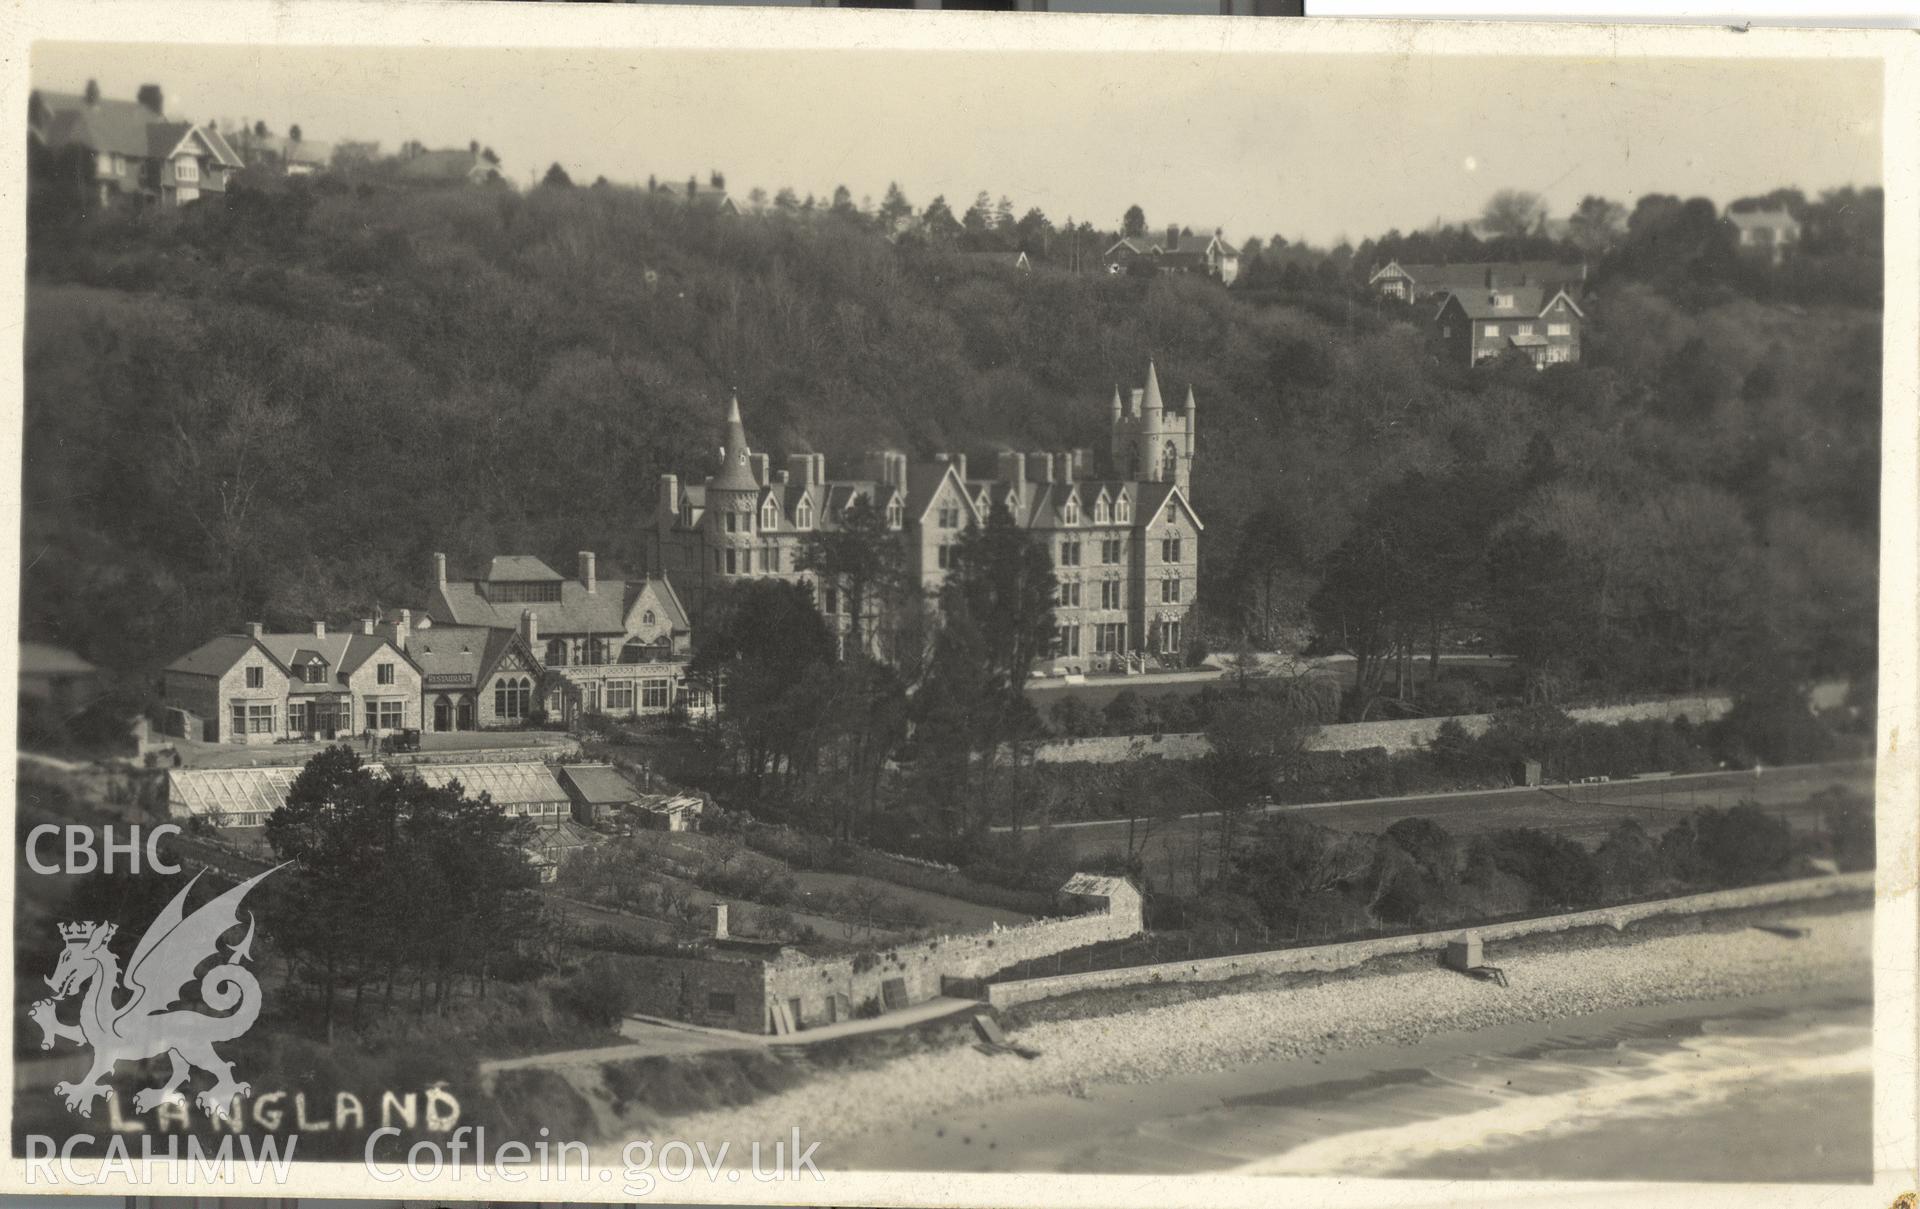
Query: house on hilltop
1726 206 1800 266
652 172 739 215
395 141 503 187
1105 226 1240 284
28 81 242 211
1433 285 1584 369
1369 259 1587 305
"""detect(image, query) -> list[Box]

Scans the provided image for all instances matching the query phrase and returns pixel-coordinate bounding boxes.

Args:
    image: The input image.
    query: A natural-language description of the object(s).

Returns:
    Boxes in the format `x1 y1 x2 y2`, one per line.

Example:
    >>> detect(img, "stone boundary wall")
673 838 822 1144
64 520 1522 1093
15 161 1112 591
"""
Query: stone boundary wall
984 871 1872 1010
1021 694 1736 765
766 896 1145 1029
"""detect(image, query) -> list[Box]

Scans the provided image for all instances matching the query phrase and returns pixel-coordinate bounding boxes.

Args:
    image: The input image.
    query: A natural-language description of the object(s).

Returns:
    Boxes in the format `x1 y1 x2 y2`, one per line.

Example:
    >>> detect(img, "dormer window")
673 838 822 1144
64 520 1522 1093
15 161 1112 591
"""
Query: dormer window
1116 497 1131 524
1064 497 1079 525
796 500 813 529
761 502 778 530
1094 498 1110 524
887 499 904 528
1493 293 1514 308
302 662 325 684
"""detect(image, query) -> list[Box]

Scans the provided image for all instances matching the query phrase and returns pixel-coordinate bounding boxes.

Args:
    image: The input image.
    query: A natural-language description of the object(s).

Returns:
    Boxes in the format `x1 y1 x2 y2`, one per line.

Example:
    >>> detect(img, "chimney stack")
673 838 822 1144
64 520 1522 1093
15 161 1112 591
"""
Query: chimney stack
997 450 1026 486
579 551 597 594
789 454 815 487
750 453 770 487
434 552 448 589
1029 450 1053 483
660 473 680 518
814 453 827 486
313 621 327 638
1166 224 1179 248
362 618 376 636
1057 449 1077 482
393 609 411 651
522 609 540 648
711 902 729 940
246 622 264 639
775 469 790 485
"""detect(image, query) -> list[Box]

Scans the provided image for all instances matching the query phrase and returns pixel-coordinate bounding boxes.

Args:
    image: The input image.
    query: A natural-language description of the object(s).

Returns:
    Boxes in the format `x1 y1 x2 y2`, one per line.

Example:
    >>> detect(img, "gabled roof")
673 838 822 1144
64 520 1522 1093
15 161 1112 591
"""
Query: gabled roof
201 126 243 167
634 576 692 633
147 123 242 169
146 122 192 161
166 634 283 678
31 91 163 159
1437 286 1545 321
406 624 523 685
486 555 563 582
1136 480 1204 531
1436 285 1585 323
429 573 688 637
254 630 418 683
1383 260 1585 293
902 461 977 526
558 763 640 805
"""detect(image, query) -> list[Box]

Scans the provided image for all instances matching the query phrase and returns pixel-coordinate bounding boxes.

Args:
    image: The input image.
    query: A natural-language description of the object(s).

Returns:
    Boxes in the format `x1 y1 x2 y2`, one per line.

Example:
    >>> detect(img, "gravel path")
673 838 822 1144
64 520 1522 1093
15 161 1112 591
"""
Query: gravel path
666 906 1871 1148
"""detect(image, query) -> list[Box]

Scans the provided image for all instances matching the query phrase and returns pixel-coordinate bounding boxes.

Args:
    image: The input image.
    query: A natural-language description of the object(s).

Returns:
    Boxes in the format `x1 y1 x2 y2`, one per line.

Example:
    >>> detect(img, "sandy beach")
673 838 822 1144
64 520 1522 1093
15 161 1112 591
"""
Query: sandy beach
667 903 1872 1178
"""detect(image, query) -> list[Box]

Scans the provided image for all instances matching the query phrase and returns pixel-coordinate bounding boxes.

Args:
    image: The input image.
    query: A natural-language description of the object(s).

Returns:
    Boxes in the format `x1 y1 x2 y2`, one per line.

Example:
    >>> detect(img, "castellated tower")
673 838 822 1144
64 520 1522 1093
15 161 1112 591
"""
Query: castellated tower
1107 361 1196 490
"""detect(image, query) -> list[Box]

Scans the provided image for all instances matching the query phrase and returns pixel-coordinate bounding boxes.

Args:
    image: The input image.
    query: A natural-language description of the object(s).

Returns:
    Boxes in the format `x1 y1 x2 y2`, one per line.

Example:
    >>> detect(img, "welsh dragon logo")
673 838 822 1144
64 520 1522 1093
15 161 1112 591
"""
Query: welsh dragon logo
30 866 282 1119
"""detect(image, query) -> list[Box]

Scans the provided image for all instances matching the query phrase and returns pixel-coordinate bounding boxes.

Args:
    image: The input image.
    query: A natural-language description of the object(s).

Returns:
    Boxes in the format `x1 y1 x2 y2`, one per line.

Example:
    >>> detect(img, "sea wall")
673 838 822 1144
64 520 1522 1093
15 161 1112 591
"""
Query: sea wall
984 871 1872 1009
1020 694 1737 765
766 895 1144 1028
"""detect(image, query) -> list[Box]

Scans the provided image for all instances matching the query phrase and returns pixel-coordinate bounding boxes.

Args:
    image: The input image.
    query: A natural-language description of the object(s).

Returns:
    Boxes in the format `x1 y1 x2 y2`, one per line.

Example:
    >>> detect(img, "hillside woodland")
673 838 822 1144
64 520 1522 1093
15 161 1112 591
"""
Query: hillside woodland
22 180 1880 717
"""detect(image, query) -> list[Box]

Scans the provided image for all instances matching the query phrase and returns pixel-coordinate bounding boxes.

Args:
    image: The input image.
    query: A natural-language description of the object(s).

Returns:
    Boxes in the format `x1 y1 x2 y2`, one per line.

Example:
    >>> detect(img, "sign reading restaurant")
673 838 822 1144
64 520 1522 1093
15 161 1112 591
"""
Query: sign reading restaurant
425 673 473 688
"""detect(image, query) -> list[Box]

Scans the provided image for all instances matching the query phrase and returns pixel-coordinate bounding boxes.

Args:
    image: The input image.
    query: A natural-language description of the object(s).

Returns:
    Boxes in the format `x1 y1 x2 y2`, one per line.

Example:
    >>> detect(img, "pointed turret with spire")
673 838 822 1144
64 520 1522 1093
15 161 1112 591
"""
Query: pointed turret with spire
711 393 760 493
1141 360 1165 434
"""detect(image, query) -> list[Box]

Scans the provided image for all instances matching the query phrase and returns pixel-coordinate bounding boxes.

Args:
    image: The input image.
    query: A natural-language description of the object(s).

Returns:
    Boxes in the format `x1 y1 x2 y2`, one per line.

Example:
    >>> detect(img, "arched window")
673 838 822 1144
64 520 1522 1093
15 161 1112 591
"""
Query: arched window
643 610 656 626
1162 441 1179 480
545 638 568 667
495 676 533 720
621 637 648 664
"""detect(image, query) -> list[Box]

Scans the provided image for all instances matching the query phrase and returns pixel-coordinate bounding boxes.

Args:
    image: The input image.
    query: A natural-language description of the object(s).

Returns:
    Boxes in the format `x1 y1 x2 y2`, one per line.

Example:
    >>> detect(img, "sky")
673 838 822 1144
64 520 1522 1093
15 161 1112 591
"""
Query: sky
32 41 1882 246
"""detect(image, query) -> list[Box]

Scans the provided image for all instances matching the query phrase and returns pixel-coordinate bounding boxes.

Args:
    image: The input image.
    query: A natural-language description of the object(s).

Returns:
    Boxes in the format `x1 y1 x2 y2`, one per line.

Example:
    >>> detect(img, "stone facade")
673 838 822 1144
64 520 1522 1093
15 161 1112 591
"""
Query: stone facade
162 621 422 744
648 367 1202 669
423 552 699 724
